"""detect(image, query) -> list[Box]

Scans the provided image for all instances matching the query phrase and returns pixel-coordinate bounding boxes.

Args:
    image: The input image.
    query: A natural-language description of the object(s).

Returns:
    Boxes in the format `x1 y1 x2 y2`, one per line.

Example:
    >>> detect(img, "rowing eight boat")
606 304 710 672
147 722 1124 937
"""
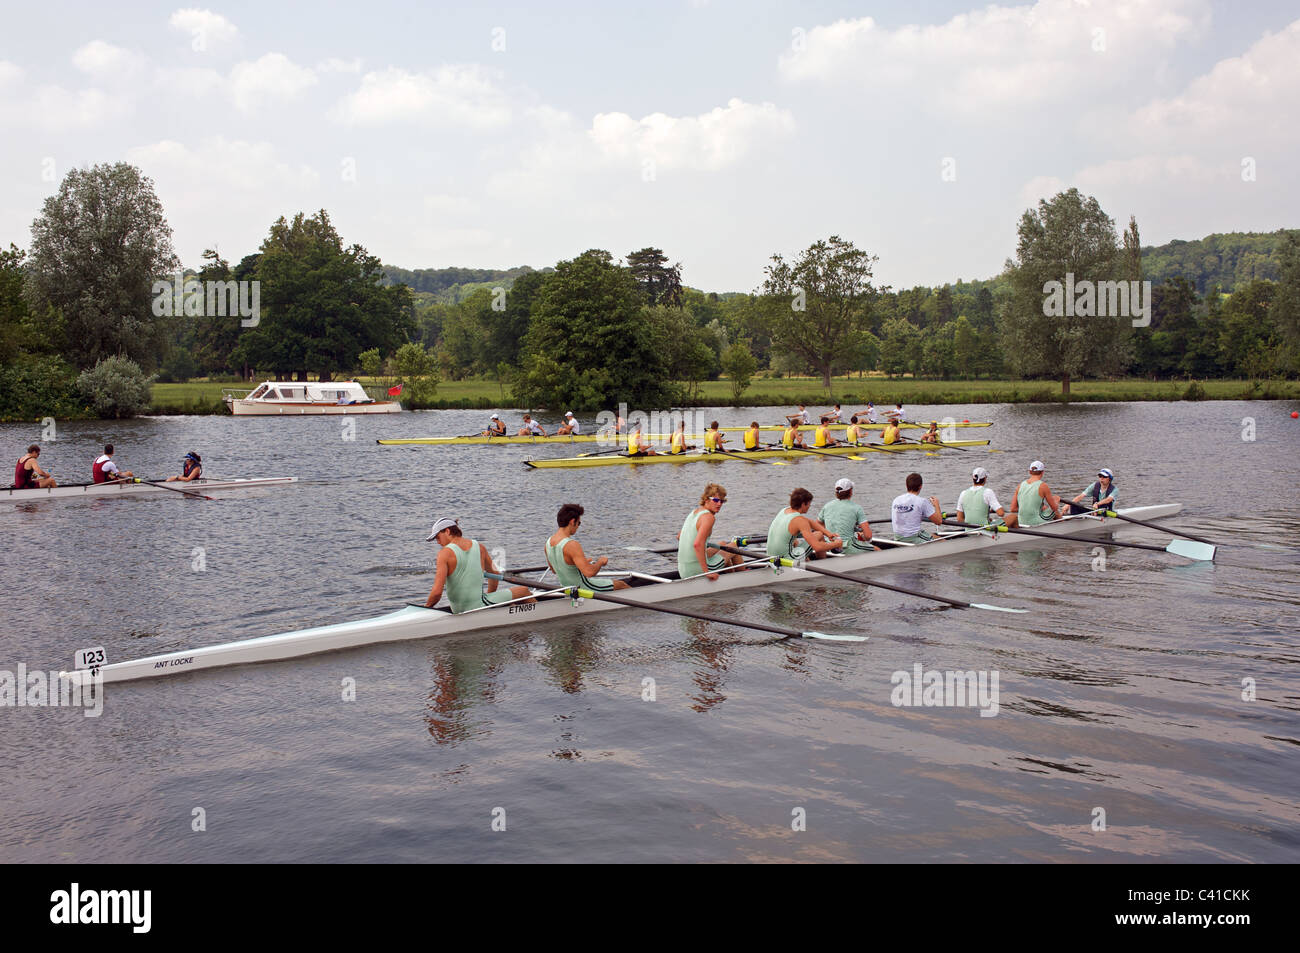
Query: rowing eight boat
378 421 993 446
3 477 298 503
58 504 1180 684
524 440 990 468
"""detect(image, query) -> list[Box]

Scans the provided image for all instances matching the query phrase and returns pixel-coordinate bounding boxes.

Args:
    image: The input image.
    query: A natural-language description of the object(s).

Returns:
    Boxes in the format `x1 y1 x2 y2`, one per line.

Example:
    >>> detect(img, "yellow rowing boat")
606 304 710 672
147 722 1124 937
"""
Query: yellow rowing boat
524 440 991 468
379 421 992 446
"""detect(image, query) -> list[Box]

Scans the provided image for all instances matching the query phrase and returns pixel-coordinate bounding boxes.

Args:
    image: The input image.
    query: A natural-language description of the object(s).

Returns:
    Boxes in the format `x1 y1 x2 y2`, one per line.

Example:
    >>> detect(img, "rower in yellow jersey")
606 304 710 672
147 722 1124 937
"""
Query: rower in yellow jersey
845 415 865 445
741 421 762 451
703 420 726 452
881 420 901 445
781 421 805 449
627 422 656 456
811 421 842 448
669 419 694 454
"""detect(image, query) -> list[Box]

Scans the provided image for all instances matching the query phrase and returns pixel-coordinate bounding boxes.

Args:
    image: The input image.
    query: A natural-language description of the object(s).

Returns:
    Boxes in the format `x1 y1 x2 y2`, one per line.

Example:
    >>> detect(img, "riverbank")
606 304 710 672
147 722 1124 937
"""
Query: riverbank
148 377 1300 414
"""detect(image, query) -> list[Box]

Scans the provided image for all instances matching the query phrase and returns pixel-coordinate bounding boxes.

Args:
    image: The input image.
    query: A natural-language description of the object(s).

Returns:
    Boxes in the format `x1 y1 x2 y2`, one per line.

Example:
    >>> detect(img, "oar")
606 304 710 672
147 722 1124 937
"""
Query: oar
578 446 634 457
1092 509 1219 547
942 519 1215 561
784 444 877 463
711 447 792 466
491 572 866 642
720 546 1026 612
142 479 217 501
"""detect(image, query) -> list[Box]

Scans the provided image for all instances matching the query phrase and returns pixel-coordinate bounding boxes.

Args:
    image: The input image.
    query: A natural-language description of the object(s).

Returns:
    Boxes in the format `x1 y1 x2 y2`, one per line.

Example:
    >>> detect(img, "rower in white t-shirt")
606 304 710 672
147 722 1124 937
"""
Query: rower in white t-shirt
891 472 943 543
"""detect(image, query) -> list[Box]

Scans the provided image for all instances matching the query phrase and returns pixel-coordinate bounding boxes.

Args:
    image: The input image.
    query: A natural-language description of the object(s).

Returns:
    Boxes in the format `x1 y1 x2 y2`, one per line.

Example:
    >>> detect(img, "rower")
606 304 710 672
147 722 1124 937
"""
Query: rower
517 414 547 437
1063 468 1118 514
92 445 134 483
786 404 810 429
165 452 203 483
818 478 875 553
881 419 902 445
556 411 581 436
424 518 533 612
703 420 726 452
741 421 762 451
885 403 905 423
669 419 694 454
845 415 865 446
627 422 656 456
767 488 840 559
920 421 941 444
677 483 744 580
891 472 943 543
955 467 1005 527
482 414 507 437
858 402 879 424
1007 461 1063 528
781 420 805 449
14 445 56 488
821 404 843 425
811 419 841 448
546 504 630 591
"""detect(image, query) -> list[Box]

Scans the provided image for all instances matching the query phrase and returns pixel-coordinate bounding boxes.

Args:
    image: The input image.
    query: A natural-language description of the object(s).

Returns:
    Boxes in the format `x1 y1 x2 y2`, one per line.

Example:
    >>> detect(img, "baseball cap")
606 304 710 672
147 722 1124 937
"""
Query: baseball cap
971 467 988 481
834 478 854 492
1029 460 1045 472
490 413 499 419
426 517 458 541
565 411 574 417
1098 468 1114 479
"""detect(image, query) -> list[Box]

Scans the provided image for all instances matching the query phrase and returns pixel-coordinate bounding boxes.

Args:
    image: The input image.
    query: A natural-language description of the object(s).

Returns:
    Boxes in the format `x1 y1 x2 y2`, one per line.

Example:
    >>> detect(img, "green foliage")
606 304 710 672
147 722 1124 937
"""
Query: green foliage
358 348 382 378
627 247 683 307
516 249 677 410
1182 380 1207 400
236 210 414 379
0 354 83 421
25 162 178 371
879 317 920 377
75 355 155 418
1141 231 1289 293
382 265 538 300
721 340 758 400
390 341 439 405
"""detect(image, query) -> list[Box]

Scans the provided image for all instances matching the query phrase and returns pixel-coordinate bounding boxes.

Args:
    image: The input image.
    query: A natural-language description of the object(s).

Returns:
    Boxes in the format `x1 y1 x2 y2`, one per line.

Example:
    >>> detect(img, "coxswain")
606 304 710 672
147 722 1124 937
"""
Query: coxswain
767 487 840 559
818 478 874 553
703 420 726 452
677 483 744 580
669 419 694 454
546 504 630 591
556 412 581 436
627 421 656 456
955 467 1005 527
920 421 941 444
891 472 943 543
1007 461 1064 527
14 445 56 488
517 414 547 437
166 452 203 483
482 414 507 436
741 421 762 451
1063 468 1118 514
92 445 133 483
425 518 533 612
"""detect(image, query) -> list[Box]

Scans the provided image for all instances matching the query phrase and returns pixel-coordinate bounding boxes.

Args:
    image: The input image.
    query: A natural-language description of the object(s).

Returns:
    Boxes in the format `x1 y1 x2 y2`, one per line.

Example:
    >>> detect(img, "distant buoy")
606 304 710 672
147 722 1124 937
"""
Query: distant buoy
963 419 970 423
1292 411 1299 419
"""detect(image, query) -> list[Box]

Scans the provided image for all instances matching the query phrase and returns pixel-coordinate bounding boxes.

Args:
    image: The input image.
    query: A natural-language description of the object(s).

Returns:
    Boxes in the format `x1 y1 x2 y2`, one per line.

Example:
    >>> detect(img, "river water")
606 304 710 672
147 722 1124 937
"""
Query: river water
2 401 1297 862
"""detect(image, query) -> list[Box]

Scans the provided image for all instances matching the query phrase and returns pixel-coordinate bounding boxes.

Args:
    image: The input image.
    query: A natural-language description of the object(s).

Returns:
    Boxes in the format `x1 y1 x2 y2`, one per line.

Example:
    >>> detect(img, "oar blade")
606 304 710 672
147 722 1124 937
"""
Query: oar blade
970 603 1030 613
1166 539 1216 561
802 631 869 642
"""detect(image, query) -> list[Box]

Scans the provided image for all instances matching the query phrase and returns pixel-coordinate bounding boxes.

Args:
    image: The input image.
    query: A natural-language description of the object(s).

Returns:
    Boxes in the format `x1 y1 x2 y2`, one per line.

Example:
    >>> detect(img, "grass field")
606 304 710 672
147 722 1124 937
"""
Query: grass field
149 376 1299 414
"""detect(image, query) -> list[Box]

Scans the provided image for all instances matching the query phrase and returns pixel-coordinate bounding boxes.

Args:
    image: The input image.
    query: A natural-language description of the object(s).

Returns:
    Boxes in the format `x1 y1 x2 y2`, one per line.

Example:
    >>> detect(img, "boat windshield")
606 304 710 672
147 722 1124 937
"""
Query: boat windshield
249 384 269 399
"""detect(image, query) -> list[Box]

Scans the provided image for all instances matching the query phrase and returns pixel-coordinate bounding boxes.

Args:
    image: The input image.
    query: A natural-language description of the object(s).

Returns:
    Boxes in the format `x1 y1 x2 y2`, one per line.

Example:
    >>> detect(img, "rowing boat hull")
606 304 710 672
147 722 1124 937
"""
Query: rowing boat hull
228 400 400 415
378 422 993 446
2 477 298 503
60 505 1180 684
524 440 990 467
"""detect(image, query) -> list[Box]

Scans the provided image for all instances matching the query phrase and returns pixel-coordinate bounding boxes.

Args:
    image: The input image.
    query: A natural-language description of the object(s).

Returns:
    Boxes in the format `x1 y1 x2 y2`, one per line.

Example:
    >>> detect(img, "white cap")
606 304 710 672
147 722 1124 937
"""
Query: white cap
490 413 499 419
426 517 458 541
1098 468 1113 479
565 411 574 417
971 467 989 481
834 478 854 492
1029 460 1045 472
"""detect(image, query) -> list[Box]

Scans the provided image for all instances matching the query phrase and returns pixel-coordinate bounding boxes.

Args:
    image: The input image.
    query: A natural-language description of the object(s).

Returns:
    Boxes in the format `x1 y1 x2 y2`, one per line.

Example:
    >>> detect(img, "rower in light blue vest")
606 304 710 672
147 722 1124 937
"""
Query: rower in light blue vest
1007 461 1064 528
425 518 533 613
545 503 629 591
955 467 1006 527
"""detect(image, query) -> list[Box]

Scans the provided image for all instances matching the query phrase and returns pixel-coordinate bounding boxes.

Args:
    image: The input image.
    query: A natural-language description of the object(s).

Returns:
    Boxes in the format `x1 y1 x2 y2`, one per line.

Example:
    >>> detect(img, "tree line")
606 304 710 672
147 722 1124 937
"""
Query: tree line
2 162 1298 419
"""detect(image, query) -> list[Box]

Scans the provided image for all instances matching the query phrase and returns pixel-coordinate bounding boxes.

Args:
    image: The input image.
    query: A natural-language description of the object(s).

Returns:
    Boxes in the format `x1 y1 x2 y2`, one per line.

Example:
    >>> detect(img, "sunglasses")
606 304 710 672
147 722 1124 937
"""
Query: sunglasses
709 497 726 504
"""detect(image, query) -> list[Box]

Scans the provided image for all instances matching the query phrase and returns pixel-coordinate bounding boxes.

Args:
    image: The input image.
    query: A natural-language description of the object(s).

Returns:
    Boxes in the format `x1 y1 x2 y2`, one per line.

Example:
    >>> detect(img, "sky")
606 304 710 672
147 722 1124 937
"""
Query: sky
2 0 1297 293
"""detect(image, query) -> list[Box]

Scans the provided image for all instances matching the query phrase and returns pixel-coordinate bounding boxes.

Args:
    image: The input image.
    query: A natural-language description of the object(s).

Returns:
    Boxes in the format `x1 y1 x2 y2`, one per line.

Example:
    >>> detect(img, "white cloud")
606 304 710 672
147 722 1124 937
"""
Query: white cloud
127 137 321 192
780 0 1210 115
318 57 362 74
0 61 22 86
72 40 142 79
229 53 318 112
169 8 239 49
589 98 795 171
331 65 512 128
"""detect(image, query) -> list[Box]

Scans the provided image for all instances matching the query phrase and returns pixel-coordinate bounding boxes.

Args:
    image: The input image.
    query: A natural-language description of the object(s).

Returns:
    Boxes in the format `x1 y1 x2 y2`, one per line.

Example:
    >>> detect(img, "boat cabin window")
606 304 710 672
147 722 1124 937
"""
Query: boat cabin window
249 384 269 399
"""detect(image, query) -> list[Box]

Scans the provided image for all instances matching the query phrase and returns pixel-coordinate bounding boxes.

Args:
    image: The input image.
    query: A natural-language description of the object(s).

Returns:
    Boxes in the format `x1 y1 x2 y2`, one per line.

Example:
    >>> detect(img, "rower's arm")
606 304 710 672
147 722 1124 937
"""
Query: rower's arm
568 538 607 576
426 549 453 607
694 511 714 568
927 498 944 525
1040 482 1063 518
481 545 502 592
856 519 873 540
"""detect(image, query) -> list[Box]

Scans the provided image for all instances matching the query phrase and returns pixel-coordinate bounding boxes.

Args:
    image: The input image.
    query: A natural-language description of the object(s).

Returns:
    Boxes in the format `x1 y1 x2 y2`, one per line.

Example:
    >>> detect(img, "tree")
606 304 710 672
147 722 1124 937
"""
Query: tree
483 269 544 369
26 162 178 370
1001 188 1128 394
236 210 413 380
516 249 676 410
626 247 683 308
390 341 439 404
953 316 977 378
879 318 919 377
721 340 758 400
1272 230 1300 374
760 235 881 388
76 355 154 418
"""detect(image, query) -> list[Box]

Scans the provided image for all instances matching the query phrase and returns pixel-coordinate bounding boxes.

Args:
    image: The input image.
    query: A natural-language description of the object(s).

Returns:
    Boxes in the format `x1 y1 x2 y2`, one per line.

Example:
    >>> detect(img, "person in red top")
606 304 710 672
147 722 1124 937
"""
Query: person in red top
92 445 134 483
14 445 57 488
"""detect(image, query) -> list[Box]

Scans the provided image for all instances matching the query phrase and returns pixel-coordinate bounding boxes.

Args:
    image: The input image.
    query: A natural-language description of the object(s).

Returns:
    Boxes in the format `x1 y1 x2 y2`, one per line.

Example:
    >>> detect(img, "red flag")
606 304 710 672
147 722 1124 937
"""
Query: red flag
388 384 403 396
